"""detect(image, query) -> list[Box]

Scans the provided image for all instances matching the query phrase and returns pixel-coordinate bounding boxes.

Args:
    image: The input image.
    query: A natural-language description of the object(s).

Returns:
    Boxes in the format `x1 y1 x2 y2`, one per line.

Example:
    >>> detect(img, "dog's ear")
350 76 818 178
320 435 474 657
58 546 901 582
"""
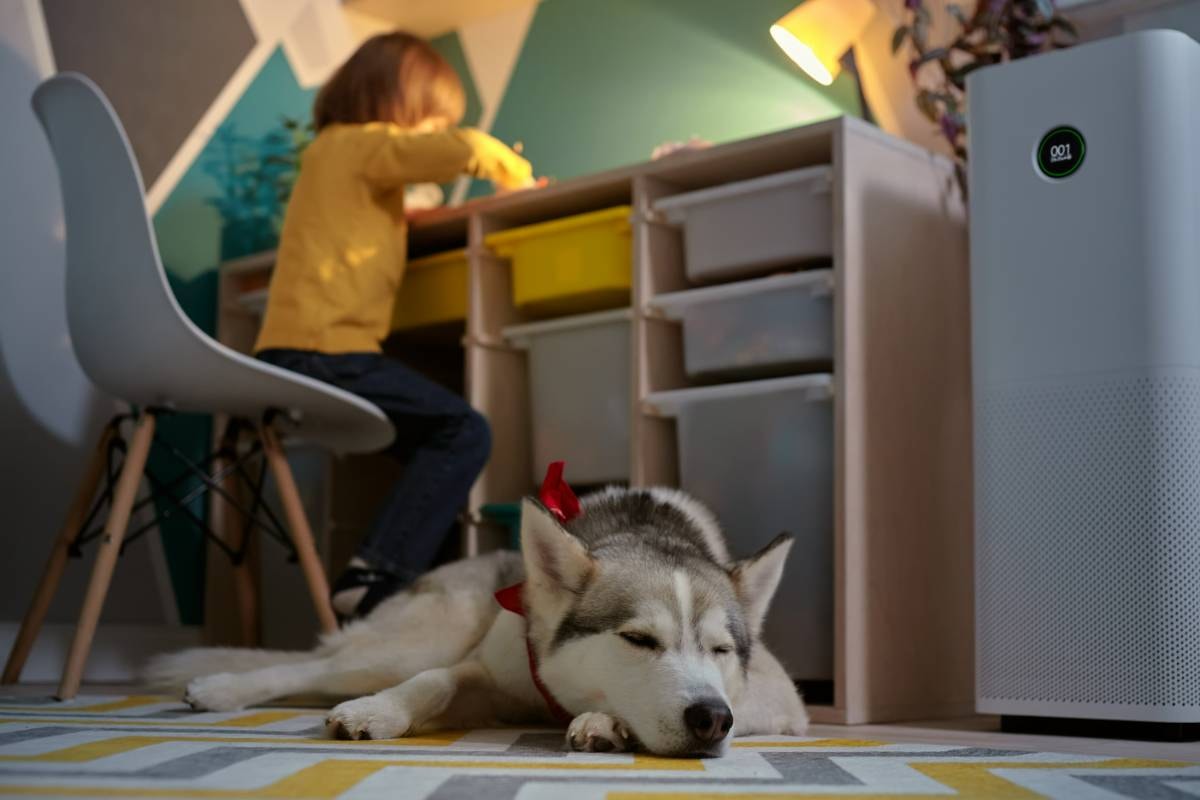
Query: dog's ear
729 533 793 637
520 497 593 601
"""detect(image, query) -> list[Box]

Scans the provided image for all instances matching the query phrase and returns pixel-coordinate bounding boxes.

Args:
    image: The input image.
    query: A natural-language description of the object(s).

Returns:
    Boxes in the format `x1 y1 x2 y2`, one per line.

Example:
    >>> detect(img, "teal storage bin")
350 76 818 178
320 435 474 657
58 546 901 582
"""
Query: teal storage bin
480 503 521 550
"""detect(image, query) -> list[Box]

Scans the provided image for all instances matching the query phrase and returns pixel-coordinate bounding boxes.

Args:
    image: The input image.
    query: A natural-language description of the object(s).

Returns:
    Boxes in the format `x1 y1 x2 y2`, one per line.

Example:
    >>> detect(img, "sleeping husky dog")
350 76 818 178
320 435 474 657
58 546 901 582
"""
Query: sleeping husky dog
146 487 808 757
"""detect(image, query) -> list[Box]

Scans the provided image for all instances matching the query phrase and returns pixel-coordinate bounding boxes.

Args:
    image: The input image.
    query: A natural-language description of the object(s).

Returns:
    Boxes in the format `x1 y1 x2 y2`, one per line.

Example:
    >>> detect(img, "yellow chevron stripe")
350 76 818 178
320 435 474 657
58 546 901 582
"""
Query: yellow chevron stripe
0 696 165 715
0 733 701 766
732 738 884 748
0 752 705 797
607 757 1196 799
213 711 310 727
912 757 1195 798
0 731 468 762
0 711 310 729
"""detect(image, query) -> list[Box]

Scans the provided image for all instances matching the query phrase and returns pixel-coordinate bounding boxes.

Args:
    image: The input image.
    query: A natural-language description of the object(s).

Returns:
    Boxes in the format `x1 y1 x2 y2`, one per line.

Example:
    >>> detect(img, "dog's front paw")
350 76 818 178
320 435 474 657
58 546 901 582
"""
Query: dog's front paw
184 673 250 712
567 711 632 753
326 695 412 741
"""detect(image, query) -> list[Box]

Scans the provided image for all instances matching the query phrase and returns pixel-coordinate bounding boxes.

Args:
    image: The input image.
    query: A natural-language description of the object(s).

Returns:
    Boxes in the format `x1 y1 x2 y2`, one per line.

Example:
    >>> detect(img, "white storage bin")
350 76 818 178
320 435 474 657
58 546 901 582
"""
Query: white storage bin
654 166 833 283
651 270 833 382
504 309 632 486
645 374 834 679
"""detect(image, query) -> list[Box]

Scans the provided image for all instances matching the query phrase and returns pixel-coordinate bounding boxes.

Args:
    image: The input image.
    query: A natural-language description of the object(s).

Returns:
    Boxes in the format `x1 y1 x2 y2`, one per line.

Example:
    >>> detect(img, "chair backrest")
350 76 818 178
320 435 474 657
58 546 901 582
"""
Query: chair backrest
31 73 204 404
31 73 394 452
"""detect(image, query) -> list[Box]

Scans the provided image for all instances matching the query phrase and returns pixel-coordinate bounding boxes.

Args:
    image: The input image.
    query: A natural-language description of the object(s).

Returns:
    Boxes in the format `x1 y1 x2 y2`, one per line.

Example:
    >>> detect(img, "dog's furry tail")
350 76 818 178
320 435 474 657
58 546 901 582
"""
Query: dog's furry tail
142 648 311 691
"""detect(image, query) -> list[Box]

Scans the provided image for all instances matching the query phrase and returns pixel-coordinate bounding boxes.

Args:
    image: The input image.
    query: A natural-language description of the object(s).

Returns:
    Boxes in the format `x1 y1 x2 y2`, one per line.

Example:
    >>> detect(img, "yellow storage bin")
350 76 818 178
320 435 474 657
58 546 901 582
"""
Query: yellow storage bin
392 249 468 332
485 206 632 317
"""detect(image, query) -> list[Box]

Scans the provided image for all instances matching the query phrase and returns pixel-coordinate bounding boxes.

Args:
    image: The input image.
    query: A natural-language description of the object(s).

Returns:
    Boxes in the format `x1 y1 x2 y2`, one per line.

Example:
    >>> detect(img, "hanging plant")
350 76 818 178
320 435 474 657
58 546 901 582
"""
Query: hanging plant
893 0 1078 195
266 115 316 205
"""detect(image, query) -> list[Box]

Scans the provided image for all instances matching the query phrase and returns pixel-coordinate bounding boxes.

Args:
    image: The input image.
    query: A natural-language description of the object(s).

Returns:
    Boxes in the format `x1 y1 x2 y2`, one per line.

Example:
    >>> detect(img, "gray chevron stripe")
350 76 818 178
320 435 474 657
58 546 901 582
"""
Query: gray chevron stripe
0 743 1043 785
1 696 1196 800
502 733 569 756
762 747 1038 785
0 697 60 706
1082 775 1200 799
0 709 321 723
0 739 577 780
0 726 90 746
0 721 328 737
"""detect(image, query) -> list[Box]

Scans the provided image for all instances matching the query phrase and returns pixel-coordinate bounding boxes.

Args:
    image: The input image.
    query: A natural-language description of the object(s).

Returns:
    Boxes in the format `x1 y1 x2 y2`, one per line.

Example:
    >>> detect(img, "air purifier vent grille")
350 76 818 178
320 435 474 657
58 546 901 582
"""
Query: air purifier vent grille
977 374 1200 707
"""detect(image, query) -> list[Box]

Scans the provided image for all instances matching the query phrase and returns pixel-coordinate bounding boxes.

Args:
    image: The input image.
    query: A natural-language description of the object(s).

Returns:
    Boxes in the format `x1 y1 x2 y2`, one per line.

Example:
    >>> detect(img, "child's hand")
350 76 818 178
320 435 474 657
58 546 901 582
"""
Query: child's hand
496 176 549 196
460 128 533 191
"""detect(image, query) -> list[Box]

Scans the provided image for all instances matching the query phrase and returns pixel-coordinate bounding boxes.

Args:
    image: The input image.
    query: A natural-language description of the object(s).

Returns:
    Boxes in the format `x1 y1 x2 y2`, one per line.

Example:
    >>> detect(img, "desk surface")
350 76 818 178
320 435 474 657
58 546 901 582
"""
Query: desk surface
220 115 945 271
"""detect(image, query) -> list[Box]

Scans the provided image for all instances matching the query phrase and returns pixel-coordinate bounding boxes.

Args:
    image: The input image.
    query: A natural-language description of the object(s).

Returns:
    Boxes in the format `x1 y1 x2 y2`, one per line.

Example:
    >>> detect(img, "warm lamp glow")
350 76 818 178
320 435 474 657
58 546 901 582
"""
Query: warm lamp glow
772 0 876 85
770 24 833 85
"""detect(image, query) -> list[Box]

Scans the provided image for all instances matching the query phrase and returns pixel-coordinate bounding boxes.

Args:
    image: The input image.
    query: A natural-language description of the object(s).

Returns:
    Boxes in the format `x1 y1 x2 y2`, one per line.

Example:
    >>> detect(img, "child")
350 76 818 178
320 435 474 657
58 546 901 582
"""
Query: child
254 31 533 621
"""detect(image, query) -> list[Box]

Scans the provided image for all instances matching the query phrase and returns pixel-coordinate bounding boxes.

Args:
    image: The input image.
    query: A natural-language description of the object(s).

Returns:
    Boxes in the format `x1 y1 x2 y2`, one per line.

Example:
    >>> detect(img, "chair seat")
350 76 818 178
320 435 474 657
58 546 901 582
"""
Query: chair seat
105 328 395 454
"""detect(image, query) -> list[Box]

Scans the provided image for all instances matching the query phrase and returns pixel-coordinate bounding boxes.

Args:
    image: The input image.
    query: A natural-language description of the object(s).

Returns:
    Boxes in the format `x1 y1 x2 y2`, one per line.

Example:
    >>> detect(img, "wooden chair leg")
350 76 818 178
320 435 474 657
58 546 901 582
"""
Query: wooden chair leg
2 422 118 684
214 424 261 646
57 412 157 700
260 425 338 634
229 497 261 647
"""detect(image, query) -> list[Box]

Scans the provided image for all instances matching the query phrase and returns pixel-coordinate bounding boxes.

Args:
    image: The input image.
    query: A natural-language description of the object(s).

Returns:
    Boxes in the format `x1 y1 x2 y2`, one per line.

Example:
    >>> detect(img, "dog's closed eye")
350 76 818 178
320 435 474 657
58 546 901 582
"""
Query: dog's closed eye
619 631 661 650
711 644 733 655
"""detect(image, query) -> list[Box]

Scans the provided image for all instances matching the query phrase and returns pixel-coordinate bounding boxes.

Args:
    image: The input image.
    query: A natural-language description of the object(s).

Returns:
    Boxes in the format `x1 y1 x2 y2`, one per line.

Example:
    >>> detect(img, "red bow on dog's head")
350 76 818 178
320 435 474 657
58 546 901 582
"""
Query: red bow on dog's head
538 460 581 523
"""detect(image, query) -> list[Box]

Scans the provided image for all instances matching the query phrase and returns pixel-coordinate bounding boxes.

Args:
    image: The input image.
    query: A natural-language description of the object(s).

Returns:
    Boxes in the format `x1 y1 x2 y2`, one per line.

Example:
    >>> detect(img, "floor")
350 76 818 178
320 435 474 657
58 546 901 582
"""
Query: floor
4 683 1195 761
0 684 1195 799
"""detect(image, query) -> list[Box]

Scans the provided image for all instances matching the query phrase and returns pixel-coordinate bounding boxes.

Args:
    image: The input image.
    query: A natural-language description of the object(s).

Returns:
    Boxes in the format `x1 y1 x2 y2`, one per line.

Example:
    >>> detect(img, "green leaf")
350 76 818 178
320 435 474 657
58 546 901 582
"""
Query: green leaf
949 60 987 83
913 16 928 46
916 46 951 66
892 25 910 54
916 90 940 122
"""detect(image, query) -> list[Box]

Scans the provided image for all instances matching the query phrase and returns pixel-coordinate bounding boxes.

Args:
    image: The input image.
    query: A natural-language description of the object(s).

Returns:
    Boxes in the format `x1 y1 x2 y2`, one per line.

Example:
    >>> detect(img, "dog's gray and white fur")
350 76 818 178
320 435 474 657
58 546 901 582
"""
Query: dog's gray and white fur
146 487 808 756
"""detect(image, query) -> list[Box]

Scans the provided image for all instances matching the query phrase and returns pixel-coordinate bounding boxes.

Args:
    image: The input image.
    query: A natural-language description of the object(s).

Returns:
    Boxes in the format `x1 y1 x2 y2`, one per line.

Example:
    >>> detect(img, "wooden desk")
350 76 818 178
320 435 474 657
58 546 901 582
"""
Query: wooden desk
211 116 972 725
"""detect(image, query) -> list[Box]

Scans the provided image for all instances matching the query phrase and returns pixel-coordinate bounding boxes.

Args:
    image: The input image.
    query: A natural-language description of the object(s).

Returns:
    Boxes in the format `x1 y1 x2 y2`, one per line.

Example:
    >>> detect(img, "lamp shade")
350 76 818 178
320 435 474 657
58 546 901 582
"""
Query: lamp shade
771 0 876 86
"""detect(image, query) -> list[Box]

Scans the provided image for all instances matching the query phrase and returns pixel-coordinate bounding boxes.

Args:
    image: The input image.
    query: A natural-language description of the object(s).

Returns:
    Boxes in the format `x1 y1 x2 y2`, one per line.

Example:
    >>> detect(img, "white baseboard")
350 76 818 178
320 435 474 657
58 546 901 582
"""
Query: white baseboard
0 622 201 684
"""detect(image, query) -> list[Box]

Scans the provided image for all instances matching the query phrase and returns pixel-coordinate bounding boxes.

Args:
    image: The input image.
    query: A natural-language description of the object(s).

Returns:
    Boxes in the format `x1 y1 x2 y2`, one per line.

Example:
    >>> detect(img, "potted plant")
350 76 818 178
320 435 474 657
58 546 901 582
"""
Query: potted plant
893 0 1077 194
201 115 314 260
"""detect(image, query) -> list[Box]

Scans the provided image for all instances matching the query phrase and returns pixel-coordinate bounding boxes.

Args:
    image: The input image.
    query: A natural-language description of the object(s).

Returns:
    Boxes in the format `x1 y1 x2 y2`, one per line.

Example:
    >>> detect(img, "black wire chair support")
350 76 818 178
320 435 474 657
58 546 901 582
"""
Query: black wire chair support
66 412 299 566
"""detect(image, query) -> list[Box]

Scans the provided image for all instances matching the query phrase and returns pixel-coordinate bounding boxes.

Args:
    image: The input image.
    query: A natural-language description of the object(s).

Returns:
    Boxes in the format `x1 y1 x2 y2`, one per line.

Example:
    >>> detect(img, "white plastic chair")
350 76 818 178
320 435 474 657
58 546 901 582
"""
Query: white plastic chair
2 73 395 699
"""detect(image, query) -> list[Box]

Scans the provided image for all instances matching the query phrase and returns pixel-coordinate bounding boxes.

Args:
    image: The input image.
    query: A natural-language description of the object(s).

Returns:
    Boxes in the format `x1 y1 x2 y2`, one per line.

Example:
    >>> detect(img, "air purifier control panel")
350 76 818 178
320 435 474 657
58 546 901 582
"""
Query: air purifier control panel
1036 126 1086 179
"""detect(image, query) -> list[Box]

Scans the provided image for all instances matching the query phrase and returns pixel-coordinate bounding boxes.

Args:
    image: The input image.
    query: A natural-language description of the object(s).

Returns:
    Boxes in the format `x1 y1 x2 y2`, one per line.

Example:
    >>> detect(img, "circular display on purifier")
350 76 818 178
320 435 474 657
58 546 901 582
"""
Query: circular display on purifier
1036 126 1086 179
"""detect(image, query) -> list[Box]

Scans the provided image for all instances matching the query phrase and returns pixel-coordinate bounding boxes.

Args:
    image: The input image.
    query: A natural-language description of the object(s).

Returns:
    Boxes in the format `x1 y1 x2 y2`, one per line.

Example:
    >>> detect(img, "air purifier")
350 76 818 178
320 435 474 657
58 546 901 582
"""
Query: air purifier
970 29 1200 738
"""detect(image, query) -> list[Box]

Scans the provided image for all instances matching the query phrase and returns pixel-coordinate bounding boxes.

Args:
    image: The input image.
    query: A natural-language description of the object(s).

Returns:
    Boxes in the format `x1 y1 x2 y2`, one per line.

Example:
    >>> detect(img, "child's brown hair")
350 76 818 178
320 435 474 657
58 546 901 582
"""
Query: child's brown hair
313 31 466 131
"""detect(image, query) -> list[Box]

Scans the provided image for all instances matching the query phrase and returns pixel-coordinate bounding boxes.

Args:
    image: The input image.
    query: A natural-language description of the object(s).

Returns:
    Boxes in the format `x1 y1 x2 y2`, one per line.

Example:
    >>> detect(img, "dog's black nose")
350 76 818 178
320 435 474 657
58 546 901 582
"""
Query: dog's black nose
684 700 733 745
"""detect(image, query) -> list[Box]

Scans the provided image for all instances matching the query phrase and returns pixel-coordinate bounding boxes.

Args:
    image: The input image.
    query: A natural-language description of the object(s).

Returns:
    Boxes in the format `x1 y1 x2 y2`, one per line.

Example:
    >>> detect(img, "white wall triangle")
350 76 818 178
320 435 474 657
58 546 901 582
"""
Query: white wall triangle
451 1 538 204
459 1 538 132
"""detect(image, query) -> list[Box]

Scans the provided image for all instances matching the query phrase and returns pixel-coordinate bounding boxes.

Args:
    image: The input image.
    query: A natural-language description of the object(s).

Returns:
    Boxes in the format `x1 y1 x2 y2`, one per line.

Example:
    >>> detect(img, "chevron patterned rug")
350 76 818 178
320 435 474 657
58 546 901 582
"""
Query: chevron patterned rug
0 695 1194 798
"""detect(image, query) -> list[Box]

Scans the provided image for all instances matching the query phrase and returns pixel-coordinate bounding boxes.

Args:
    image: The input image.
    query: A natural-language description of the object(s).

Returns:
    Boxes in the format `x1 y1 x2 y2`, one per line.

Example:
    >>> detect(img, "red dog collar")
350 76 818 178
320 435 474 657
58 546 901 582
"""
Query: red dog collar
494 462 582 725
494 582 573 724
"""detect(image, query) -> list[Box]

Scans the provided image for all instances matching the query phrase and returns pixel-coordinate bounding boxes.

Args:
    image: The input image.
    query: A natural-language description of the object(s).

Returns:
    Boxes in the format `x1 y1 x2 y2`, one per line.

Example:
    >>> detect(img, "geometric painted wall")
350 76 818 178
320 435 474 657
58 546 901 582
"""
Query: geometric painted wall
42 0 256 188
18 0 864 627
461 0 860 197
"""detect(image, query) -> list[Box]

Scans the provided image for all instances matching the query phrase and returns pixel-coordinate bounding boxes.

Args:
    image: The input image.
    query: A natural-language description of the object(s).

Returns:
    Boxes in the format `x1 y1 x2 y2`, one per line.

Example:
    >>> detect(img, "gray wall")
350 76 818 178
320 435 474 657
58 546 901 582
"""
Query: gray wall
0 0 173 629
1065 0 1200 40
1123 0 1200 37
40 0 255 187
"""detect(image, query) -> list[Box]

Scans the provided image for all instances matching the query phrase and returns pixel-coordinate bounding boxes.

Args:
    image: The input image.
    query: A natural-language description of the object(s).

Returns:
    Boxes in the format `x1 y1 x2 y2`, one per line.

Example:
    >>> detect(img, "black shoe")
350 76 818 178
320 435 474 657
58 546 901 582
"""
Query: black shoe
331 567 406 623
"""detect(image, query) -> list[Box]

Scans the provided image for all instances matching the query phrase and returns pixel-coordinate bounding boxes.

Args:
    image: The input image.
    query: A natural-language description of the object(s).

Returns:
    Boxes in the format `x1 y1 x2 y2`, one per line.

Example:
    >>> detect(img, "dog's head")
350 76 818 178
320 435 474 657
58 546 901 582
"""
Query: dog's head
518 497 791 757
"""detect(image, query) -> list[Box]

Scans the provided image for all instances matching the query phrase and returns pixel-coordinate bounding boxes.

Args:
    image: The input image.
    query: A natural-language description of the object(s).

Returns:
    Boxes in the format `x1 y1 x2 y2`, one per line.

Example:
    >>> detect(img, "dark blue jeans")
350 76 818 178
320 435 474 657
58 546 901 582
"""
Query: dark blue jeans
257 349 491 582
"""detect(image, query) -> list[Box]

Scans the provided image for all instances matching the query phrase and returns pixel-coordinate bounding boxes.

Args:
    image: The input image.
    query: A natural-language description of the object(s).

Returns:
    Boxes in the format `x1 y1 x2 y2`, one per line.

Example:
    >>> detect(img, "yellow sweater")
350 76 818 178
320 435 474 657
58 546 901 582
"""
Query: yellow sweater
254 123 531 354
